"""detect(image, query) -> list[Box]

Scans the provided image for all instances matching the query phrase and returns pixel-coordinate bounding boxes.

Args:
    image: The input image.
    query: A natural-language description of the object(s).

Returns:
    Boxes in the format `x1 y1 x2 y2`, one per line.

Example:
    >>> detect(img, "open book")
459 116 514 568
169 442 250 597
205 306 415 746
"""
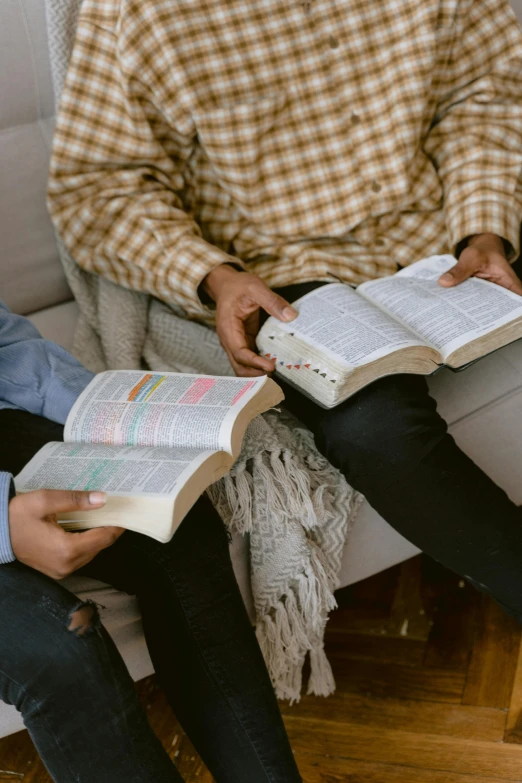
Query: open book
257 255 522 408
15 371 283 541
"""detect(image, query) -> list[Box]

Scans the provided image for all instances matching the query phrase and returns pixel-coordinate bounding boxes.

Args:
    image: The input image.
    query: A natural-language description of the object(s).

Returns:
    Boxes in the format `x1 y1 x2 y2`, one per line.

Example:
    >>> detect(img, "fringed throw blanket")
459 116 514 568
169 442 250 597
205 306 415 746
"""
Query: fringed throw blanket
45 0 363 702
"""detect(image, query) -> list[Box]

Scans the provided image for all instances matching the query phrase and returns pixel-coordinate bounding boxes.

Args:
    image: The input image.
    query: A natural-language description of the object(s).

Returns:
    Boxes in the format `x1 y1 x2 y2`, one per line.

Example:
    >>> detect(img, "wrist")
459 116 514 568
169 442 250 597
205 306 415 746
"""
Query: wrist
201 263 243 302
457 233 509 258
0 473 15 564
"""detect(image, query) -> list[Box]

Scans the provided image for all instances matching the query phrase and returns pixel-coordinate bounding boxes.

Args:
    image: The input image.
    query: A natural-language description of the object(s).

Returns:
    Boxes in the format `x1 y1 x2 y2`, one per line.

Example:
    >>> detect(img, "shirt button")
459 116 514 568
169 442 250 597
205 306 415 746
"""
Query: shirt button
351 112 361 125
328 34 340 48
371 180 382 193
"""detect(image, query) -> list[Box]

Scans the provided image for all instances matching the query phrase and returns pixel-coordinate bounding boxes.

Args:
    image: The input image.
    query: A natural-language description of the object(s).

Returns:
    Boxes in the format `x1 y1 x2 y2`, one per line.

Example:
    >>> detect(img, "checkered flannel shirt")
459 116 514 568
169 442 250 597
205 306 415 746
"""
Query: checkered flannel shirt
48 0 522 323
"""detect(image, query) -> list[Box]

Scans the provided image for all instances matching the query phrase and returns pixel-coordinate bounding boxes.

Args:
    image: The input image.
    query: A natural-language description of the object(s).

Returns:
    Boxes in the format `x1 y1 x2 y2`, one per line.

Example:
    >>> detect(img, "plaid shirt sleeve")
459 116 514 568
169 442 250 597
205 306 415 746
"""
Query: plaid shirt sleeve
424 0 522 260
47 18 242 321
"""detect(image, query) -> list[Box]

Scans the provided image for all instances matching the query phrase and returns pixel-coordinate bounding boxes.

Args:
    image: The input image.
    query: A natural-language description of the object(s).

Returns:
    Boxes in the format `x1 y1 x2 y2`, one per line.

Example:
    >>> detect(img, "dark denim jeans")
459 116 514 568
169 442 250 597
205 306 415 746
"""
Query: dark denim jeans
0 410 302 783
277 282 522 622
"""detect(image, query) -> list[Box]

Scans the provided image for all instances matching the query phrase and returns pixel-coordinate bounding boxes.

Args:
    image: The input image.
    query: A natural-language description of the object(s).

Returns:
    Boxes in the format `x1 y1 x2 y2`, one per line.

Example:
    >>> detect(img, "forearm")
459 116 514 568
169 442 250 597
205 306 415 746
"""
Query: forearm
439 168 522 260
426 109 522 258
48 19 244 320
201 263 246 302
0 304 94 424
49 184 244 319
455 232 512 260
424 0 522 259
0 473 15 564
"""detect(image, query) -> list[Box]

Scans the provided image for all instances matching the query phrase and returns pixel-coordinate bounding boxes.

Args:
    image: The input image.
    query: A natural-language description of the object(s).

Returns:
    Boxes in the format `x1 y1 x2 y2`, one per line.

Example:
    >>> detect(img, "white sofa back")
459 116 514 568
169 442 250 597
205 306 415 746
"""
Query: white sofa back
0 0 70 315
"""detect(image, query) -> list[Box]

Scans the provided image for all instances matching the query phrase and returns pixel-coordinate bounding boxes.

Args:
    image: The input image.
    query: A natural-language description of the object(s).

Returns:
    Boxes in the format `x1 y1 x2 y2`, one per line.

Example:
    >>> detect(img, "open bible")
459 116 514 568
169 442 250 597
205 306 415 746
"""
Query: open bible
15 371 283 541
257 255 522 408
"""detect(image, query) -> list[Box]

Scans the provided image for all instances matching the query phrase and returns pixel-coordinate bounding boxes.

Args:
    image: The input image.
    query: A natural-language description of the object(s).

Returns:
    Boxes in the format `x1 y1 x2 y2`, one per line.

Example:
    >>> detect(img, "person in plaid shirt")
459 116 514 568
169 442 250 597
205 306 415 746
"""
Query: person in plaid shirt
49 0 522 710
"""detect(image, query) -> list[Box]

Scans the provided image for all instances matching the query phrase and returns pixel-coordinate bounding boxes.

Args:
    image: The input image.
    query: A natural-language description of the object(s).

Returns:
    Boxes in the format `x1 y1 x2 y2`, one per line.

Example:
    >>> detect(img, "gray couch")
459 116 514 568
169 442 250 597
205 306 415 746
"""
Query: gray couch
3 0 522 739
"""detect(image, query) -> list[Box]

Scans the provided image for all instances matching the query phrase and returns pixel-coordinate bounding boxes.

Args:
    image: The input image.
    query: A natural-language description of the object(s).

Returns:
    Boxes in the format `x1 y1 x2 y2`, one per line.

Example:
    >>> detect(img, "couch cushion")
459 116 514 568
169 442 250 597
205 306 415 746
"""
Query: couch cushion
28 299 78 351
0 0 70 315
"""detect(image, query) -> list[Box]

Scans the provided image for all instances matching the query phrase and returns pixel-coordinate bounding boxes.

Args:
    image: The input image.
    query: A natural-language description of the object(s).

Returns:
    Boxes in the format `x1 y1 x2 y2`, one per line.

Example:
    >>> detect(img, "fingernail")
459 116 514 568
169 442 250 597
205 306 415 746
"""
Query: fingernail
89 492 107 505
282 307 297 321
440 272 453 283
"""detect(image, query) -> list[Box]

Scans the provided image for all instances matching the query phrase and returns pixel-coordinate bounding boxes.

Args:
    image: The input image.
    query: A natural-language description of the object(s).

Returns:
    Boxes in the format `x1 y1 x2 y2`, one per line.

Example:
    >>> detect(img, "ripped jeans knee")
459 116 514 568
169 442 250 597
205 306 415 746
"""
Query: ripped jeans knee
34 593 103 639
67 599 101 637
0 592 109 720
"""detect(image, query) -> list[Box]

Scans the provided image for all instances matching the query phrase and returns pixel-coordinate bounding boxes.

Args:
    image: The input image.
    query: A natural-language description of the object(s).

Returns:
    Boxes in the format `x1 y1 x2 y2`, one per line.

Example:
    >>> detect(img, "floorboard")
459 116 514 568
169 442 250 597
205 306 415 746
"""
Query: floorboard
1 555 522 782
462 597 521 709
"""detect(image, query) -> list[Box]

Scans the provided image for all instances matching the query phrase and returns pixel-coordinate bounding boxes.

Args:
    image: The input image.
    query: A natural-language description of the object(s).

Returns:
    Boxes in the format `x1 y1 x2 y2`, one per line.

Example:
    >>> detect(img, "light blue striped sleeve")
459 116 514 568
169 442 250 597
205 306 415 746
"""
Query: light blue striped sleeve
0 301 94 424
0 472 15 564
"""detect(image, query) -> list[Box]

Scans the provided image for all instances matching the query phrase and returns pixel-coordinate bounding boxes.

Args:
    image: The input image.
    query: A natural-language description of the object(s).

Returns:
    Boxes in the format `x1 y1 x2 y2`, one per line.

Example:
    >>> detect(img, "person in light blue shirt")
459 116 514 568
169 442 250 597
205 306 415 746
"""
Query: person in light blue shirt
0 301 95 563
0 302 302 783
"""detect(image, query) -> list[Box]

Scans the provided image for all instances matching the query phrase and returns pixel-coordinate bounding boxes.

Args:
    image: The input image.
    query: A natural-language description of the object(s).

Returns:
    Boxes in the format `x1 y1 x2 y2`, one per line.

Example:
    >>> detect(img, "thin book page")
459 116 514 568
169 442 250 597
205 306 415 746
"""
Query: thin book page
259 284 425 370
359 255 522 361
64 371 267 455
14 441 218 499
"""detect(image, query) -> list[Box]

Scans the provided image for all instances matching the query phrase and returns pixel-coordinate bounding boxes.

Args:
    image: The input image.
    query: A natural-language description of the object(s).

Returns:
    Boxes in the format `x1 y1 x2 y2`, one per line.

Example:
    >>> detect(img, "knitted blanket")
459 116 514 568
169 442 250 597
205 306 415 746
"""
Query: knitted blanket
45 0 363 702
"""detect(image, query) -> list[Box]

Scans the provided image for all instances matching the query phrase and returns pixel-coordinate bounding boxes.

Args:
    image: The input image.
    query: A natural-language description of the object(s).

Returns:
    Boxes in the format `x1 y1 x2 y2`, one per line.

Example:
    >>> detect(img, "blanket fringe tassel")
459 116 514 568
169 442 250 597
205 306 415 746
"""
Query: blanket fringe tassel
208 445 348 702
255 562 337 703
208 448 336 535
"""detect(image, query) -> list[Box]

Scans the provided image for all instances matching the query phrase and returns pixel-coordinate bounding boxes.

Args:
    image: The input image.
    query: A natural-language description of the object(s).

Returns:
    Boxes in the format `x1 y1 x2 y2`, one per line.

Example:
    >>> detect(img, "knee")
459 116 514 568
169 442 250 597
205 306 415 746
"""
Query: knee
314 405 388 481
314 376 447 487
141 493 229 568
3 599 104 713
39 598 103 675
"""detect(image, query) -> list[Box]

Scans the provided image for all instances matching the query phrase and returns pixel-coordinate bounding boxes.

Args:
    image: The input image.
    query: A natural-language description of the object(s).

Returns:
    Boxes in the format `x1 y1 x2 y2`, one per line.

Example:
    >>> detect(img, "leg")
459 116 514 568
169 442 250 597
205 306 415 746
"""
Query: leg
0 409 64 475
0 410 182 782
1 408 300 782
282 373 522 620
85 496 302 783
0 560 183 783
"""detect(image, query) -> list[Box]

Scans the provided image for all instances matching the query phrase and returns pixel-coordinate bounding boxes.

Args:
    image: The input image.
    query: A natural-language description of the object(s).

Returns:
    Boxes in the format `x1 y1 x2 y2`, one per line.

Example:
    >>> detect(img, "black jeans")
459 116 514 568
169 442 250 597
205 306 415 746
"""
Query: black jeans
0 410 302 783
276 282 522 621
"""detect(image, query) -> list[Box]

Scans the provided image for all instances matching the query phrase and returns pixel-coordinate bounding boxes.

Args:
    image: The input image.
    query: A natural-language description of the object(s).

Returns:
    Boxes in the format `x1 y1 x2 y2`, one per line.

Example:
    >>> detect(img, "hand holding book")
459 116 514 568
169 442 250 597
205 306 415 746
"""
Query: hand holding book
257 255 522 408
201 264 297 376
439 233 522 295
8 490 122 579
15 372 284 541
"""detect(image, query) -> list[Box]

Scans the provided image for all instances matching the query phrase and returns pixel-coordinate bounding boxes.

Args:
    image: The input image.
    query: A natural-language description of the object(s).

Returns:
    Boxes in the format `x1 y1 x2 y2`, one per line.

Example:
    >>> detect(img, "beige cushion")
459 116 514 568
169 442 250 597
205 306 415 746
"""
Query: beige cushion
0 0 70 314
28 299 79 350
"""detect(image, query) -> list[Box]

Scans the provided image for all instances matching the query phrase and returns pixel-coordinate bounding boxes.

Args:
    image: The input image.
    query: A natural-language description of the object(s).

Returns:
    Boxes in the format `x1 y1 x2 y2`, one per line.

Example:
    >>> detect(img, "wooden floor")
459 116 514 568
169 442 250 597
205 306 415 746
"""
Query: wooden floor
3 554 522 782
